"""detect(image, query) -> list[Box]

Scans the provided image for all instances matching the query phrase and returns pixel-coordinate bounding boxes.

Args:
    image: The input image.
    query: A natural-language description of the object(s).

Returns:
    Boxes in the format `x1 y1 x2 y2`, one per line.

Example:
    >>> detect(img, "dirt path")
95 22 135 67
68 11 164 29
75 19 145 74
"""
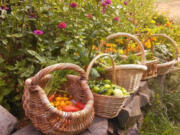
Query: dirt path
156 0 180 24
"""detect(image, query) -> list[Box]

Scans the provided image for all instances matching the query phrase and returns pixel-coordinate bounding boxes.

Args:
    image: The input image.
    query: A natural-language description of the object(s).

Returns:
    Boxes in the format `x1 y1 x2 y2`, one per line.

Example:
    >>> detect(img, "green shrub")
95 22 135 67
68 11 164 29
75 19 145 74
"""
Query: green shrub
140 73 180 135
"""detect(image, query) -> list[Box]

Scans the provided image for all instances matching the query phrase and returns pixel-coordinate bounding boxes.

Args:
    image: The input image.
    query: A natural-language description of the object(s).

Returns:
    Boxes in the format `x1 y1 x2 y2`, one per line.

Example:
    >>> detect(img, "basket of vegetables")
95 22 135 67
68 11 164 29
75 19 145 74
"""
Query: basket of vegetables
22 63 94 135
146 34 179 76
99 32 147 92
86 54 130 119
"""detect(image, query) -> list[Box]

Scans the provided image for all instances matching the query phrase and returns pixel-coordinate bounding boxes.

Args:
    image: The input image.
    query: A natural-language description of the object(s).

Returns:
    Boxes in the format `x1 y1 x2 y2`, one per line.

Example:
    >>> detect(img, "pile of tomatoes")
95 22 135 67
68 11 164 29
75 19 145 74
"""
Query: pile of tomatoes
48 93 85 112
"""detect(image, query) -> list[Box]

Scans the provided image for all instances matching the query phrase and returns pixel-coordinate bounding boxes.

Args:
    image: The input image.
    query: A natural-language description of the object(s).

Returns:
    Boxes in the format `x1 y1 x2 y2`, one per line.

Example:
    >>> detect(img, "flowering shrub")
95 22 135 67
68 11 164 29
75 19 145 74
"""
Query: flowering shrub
0 0 179 118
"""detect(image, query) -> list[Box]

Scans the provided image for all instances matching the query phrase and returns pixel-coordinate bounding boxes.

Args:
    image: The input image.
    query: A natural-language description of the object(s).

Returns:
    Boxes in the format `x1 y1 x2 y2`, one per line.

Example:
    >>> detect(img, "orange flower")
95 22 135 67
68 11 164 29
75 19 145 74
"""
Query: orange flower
92 45 98 50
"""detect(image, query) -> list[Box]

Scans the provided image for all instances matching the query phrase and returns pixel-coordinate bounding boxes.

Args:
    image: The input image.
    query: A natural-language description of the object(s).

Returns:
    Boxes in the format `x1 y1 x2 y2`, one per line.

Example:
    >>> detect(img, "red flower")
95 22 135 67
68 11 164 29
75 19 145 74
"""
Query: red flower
58 22 67 29
70 2 77 8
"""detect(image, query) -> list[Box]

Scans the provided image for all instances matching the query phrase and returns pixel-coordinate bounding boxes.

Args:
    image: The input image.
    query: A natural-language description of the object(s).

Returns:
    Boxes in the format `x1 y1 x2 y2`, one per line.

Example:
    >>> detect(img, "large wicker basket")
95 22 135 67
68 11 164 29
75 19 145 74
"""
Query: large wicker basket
22 63 94 135
99 32 147 92
86 53 129 119
147 34 179 76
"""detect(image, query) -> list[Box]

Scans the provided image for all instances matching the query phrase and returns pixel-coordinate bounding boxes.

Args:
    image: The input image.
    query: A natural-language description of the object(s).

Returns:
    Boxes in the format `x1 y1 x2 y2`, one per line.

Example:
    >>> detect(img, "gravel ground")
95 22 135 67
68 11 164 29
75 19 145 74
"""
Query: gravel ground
156 0 180 24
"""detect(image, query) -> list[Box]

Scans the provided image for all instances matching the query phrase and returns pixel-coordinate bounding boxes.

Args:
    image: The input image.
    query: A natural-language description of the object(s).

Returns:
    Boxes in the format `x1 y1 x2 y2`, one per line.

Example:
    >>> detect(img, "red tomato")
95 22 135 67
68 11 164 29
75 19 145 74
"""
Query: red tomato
48 94 55 102
62 105 80 112
76 102 85 110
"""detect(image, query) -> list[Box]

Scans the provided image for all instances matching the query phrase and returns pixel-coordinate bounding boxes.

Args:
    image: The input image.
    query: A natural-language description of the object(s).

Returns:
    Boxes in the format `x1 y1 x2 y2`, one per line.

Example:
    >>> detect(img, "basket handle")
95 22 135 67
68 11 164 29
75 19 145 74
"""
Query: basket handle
86 53 116 84
148 34 179 61
31 63 86 86
99 32 146 65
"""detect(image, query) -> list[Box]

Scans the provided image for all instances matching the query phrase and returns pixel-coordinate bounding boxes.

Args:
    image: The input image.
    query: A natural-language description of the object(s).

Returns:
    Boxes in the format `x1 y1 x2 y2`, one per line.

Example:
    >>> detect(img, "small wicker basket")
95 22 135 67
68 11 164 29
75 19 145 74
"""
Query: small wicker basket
135 34 159 80
99 32 147 92
147 34 179 76
22 63 94 135
86 53 129 119
141 59 158 80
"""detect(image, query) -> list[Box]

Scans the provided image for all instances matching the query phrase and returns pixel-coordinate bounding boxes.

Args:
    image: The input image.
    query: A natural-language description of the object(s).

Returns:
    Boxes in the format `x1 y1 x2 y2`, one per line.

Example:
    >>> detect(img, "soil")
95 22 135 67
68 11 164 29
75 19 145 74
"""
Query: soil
156 0 180 23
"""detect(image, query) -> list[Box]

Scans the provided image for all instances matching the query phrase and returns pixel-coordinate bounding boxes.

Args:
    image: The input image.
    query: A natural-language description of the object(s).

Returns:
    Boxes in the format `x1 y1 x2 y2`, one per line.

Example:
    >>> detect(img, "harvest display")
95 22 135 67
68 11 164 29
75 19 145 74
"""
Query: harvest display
89 79 129 97
48 92 85 112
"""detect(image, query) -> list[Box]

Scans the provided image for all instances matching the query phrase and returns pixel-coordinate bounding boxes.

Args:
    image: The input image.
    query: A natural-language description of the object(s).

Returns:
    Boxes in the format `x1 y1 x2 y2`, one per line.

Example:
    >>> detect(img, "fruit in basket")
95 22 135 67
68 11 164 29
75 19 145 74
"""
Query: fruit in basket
62 105 80 112
48 94 55 102
76 102 85 110
48 93 85 112
104 84 111 89
89 80 129 97
104 79 111 84
104 89 114 96
93 86 101 93
113 89 123 97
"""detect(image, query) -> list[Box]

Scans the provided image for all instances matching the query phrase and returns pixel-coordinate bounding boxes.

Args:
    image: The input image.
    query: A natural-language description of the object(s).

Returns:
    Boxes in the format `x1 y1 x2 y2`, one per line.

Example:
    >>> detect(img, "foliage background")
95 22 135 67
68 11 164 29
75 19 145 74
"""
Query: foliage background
0 0 180 134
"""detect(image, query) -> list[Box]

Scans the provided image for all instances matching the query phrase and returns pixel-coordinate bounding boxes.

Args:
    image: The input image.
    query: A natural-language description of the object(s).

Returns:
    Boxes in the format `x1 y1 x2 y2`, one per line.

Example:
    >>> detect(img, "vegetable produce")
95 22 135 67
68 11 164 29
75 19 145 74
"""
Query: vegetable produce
89 80 129 97
48 93 85 112
154 44 174 63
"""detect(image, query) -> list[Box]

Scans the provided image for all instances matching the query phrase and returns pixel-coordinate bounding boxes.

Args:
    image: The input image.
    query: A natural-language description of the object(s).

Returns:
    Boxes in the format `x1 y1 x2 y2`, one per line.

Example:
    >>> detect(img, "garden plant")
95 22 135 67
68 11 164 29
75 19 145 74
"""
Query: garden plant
0 0 180 134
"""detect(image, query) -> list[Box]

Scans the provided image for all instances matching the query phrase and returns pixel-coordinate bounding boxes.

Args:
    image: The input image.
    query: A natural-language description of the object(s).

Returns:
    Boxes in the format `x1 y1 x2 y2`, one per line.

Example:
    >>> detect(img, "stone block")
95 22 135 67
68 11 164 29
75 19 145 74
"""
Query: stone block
0 105 18 135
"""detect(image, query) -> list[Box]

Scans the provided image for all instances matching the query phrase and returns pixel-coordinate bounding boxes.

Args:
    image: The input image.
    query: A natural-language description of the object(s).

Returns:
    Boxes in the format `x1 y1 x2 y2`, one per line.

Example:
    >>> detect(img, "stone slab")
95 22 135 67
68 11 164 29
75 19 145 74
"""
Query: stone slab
12 124 43 135
12 116 108 135
0 105 18 135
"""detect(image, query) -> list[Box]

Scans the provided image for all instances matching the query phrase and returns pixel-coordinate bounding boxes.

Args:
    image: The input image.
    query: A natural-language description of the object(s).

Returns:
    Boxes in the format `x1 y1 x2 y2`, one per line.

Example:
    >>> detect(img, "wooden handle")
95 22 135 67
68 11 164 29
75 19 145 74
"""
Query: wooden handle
99 32 146 65
86 54 116 84
31 63 86 86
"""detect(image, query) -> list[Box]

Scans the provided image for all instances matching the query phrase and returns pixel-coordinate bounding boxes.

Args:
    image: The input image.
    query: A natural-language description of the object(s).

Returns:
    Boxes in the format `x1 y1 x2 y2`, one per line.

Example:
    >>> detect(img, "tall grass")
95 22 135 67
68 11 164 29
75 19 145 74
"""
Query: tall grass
140 73 180 135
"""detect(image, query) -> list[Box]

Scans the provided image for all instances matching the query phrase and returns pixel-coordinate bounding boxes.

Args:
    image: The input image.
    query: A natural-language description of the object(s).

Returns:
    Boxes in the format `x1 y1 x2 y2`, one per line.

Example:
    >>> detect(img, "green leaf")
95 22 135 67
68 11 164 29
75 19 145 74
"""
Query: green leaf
90 68 100 79
1 39 8 45
0 57 4 63
6 33 23 38
54 37 63 43
27 50 46 63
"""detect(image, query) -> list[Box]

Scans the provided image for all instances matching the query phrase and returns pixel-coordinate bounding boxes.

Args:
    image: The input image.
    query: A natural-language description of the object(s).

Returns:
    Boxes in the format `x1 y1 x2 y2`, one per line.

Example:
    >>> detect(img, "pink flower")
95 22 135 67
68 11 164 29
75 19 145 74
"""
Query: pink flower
88 14 93 18
29 13 37 18
102 2 107 8
33 30 44 35
70 2 77 8
58 22 67 29
0 5 9 10
105 0 111 4
114 17 119 21
124 0 128 5
102 8 107 14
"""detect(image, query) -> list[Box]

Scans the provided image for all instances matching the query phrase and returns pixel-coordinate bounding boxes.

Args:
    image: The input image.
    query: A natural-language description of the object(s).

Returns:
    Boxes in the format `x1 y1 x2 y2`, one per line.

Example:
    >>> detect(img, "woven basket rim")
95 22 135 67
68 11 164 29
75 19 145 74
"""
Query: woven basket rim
105 64 147 71
157 59 177 67
145 57 159 64
93 92 130 99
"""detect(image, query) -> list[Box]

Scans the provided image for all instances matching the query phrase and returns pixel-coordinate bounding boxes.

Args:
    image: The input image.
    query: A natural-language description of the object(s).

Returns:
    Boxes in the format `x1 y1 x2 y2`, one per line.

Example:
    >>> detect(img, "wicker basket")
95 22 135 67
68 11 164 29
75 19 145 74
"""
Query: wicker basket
135 34 159 80
99 32 147 92
147 34 179 76
86 53 129 119
22 63 94 135
141 59 158 80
